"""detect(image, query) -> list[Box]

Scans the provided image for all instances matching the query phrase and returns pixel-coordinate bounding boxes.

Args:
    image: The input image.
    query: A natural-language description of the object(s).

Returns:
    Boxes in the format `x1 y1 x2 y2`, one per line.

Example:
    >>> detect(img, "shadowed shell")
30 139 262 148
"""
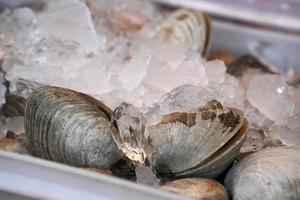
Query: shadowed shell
145 100 248 178
225 146 300 200
25 86 123 168
161 178 229 200
160 9 212 57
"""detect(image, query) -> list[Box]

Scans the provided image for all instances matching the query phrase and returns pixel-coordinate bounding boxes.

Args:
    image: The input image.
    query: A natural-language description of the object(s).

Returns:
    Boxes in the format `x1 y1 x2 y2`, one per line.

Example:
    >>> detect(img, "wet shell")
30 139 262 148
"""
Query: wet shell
161 178 229 200
160 9 211 57
25 86 123 168
0 138 29 154
145 100 248 178
2 94 27 117
225 146 300 200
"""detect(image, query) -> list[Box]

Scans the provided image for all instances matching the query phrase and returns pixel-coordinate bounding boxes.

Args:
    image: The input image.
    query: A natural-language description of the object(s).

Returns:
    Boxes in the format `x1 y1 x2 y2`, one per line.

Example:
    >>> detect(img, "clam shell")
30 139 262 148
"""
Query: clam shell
160 9 211 57
0 138 30 154
145 100 247 178
25 86 122 168
2 94 27 117
225 146 300 200
161 178 229 200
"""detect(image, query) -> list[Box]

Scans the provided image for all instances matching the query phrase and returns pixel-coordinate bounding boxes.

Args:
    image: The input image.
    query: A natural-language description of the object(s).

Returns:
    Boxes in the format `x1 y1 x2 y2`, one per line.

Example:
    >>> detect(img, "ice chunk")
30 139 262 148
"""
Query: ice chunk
205 60 226 83
0 116 24 139
267 125 300 146
86 0 160 35
247 74 295 124
150 74 245 124
157 84 213 116
36 1 103 54
244 102 268 129
118 51 151 90
135 166 160 187
143 44 206 92
112 103 147 165
1 0 109 99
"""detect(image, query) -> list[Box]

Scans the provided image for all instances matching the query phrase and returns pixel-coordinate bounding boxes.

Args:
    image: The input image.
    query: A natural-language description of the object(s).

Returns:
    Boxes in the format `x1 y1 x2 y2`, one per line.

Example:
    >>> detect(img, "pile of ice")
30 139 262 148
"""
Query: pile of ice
0 0 244 117
0 0 299 145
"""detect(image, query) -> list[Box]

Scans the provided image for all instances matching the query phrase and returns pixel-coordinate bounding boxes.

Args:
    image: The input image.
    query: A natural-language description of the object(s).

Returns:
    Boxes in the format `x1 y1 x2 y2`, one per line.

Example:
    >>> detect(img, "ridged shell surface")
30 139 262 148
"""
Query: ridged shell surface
145 100 247 178
25 86 122 168
160 9 211 57
225 146 300 200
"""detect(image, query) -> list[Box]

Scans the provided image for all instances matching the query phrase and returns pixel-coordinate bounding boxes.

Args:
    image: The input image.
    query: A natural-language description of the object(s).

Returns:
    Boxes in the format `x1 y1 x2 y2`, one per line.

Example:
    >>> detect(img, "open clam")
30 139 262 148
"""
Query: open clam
25 86 123 168
225 146 300 200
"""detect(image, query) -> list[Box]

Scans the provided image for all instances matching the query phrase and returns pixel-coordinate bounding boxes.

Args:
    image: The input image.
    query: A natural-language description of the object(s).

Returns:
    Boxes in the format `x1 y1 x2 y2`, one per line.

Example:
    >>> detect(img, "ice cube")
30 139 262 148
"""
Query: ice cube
205 60 226 83
247 74 295 124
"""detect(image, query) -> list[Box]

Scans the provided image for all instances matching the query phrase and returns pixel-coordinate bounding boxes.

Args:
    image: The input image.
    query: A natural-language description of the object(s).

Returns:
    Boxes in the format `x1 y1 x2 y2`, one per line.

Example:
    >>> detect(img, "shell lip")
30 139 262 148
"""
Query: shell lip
173 118 248 177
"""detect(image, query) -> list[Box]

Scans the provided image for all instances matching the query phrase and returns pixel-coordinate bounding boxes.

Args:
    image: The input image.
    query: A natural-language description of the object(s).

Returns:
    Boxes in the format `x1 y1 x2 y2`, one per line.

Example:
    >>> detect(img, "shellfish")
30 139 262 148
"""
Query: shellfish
160 9 212 57
145 100 248 178
225 146 300 200
25 86 123 168
113 99 248 179
25 87 247 180
161 178 229 200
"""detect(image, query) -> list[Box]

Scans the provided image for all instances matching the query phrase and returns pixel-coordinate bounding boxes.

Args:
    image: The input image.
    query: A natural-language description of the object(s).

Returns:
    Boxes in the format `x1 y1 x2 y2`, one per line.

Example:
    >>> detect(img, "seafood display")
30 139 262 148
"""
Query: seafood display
24 87 247 181
0 0 300 199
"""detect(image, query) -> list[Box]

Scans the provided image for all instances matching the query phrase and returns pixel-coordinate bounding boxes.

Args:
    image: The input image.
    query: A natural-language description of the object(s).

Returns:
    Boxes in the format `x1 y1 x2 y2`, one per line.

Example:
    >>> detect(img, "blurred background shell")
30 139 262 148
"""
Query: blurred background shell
2 93 27 117
225 146 300 200
145 100 248 179
160 9 211 57
161 178 229 200
25 86 123 169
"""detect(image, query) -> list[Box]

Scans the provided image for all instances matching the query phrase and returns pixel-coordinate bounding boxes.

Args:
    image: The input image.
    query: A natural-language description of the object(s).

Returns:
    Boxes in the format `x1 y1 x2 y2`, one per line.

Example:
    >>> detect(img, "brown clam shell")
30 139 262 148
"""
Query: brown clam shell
161 178 229 200
145 100 248 178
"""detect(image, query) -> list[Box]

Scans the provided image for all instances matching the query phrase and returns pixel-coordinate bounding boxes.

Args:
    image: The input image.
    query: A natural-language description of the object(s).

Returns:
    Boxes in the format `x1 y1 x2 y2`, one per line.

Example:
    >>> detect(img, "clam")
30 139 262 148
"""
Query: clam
161 178 229 200
25 86 123 168
160 9 211 57
145 100 248 179
146 100 248 178
113 100 248 179
225 146 300 200
2 94 27 117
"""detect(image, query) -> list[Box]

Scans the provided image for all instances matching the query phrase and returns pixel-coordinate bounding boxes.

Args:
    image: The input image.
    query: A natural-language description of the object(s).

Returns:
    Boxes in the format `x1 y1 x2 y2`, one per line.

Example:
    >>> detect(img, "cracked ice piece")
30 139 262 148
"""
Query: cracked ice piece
112 102 147 165
247 74 295 124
